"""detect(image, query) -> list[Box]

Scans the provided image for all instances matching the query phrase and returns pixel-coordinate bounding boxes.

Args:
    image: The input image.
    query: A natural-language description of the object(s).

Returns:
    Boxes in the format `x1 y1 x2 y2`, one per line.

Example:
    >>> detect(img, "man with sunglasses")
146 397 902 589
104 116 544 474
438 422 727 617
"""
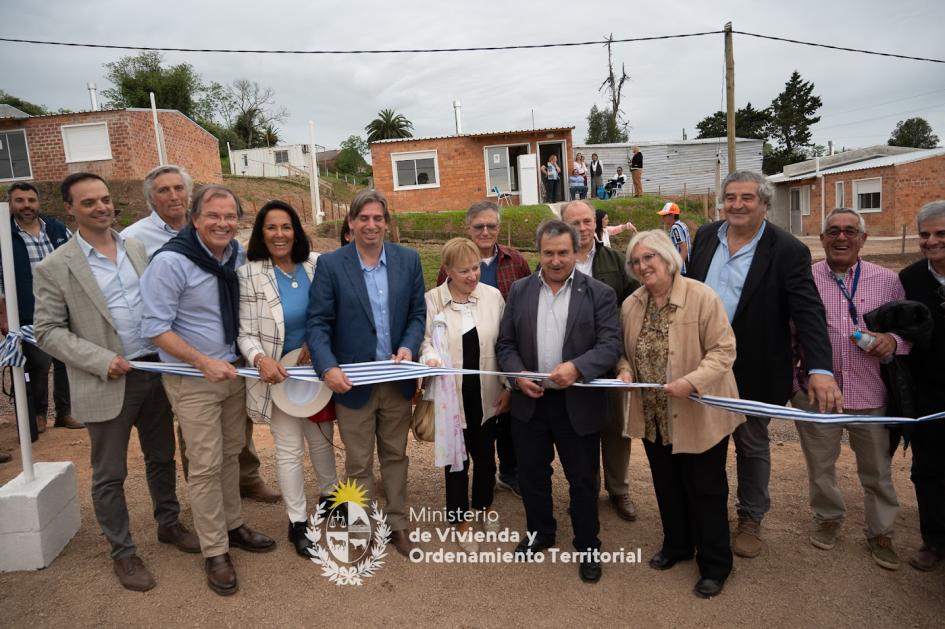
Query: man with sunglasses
791 208 907 570
437 202 532 497
900 200 945 572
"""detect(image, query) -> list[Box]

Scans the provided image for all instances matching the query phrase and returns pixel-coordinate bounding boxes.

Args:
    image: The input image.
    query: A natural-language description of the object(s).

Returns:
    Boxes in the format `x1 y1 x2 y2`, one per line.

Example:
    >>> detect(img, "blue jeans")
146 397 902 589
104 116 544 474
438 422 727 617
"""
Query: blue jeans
545 178 558 203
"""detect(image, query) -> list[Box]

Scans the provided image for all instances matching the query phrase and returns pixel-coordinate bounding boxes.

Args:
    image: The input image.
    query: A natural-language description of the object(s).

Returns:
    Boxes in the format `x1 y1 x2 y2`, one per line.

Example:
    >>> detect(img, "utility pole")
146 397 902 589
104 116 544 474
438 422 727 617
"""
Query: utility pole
724 22 736 173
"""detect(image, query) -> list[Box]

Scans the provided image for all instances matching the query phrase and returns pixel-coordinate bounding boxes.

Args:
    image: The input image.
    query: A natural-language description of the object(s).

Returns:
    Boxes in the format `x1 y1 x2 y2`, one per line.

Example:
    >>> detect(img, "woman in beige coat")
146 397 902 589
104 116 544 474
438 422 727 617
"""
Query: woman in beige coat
617 229 745 599
420 238 509 552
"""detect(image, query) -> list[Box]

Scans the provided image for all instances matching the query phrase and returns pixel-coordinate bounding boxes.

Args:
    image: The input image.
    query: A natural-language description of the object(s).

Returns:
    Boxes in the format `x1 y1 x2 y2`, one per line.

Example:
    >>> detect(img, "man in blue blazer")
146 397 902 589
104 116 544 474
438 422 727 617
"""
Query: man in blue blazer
306 190 426 556
497 220 621 583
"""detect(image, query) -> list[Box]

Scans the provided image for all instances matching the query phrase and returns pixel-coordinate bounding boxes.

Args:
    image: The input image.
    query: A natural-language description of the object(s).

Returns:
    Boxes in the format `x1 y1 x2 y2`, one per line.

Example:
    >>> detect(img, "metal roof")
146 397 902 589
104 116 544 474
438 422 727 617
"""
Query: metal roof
370 126 575 144
0 104 30 119
580 137 761 148
768 147 945 183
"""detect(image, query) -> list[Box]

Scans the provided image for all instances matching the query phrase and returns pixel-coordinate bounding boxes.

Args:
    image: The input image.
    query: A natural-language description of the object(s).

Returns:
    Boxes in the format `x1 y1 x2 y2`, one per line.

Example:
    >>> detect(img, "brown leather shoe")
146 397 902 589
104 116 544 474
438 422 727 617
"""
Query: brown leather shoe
227 524 276 553
389 529 415 557
609 494 638 522
239 481 282 503
158 522 201 554
36 416 47 434
733 517 763 558
205 553 238 596
909 544 945 572
54 415 85 429
113 555 156 592
0 451 11 464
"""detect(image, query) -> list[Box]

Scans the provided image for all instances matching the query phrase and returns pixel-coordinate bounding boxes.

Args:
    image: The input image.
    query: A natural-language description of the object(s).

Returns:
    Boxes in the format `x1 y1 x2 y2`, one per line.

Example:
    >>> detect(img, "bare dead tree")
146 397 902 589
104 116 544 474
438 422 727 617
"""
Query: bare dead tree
598 33 630 134
228 79 289 146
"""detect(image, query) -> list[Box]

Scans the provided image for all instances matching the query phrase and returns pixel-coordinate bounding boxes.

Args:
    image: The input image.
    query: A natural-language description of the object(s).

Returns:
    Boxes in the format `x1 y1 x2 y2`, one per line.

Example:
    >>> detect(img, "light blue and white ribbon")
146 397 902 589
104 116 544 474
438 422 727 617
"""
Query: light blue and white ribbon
0 325 34 368
7 329 943 425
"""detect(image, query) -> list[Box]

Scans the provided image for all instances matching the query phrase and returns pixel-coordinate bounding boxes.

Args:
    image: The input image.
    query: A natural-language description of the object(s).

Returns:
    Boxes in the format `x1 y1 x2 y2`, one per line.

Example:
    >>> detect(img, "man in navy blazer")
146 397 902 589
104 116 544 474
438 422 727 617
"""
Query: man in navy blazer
686 170 841 559
306 190 425 556
497 220 621 583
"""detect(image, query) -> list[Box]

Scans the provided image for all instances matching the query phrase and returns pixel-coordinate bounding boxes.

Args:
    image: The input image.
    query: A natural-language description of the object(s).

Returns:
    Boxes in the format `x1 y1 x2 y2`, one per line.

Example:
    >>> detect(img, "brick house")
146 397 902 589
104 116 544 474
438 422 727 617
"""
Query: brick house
369 127 574 213
0 107 222 186
767 146 945 236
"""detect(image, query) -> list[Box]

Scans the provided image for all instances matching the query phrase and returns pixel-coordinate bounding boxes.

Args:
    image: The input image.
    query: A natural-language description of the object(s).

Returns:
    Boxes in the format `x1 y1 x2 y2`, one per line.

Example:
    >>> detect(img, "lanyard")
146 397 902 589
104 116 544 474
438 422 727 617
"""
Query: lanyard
832 262 861 326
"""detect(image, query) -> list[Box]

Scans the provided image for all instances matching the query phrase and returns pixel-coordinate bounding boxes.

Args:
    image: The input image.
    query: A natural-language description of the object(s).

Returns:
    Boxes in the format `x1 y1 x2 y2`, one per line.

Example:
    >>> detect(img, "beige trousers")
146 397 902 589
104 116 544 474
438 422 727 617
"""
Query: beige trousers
792 393 899 538
601 388 631 496
631 169 643 196
163 374 246 557
335 383 412 530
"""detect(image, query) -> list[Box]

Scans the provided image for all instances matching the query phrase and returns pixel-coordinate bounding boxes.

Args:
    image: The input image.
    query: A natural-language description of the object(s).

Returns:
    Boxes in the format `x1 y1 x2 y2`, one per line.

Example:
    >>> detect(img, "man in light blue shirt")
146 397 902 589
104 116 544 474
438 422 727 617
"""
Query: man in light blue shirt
142 185 275 596
33 172 199 592
687 170 841 560
128 164 279 505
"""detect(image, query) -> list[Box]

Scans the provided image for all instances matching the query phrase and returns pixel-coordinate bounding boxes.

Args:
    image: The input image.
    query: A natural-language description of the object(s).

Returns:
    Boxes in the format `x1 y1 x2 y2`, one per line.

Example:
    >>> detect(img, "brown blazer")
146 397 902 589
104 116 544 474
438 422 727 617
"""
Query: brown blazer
33 234 149 424
617 275 745 454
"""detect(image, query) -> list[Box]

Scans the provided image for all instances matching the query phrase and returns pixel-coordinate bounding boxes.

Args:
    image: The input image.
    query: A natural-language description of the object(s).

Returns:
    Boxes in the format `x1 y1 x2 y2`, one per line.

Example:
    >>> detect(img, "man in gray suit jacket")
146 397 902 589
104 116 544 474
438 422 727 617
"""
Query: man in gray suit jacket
497 220 621 583
33 173 198 592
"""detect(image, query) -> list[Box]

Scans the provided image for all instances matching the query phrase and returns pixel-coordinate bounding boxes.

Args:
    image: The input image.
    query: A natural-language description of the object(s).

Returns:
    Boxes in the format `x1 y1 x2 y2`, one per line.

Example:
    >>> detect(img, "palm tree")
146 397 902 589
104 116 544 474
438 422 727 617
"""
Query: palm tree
364 109 414 142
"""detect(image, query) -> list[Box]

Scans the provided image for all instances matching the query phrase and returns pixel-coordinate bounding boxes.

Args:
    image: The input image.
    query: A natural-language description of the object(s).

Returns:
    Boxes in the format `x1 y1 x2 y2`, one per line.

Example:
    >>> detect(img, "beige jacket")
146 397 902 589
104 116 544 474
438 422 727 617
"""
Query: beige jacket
237 253 318 423
419 281 505 427
33 234 149 423
617 275 745 454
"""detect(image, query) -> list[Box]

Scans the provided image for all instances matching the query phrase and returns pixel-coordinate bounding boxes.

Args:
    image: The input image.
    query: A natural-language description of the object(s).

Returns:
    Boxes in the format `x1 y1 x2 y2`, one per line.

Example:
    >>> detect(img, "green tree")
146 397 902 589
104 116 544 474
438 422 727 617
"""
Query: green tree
336 147 368 175
227 79 288 148
767 71 822 157
0 90 49 115
365 109 414 142
340 134 370 156
888 117 940 148
102 51 205 118
695 102 772 140
584 104 628 144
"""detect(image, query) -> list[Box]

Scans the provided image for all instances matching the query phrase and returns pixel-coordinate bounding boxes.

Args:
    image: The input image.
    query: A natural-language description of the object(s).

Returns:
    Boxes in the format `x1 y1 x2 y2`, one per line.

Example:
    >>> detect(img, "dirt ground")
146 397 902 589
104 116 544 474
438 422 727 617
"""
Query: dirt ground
1 403 943 628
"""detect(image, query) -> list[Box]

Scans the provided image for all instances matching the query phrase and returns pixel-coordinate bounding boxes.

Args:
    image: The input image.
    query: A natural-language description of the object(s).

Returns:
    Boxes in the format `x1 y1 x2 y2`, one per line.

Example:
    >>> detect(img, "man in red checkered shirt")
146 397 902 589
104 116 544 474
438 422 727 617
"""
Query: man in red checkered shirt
792 207 909 570
436 201 532 496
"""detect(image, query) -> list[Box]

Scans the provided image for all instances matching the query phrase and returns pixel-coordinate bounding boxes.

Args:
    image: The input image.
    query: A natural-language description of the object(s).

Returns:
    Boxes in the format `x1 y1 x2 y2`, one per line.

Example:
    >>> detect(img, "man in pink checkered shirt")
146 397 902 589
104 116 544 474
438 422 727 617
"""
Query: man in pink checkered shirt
792 207 909 571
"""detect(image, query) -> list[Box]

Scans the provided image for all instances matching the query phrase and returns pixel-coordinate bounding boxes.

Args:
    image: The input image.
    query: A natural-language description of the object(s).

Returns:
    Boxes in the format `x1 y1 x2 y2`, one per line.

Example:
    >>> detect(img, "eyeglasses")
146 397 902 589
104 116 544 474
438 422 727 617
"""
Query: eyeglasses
629 252 659 268
823 227 862 239
470 223 499 232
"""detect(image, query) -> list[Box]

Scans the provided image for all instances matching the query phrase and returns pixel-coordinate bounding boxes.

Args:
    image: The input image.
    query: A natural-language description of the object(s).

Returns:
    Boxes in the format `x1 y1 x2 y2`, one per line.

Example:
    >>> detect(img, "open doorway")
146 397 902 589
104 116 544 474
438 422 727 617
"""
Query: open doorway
538 141 567 203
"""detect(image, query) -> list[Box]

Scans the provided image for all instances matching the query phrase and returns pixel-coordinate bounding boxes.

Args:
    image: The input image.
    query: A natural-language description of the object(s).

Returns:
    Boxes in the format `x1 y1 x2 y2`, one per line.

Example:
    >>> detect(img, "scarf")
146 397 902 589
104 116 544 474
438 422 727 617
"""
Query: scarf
154 225 240 345
426 313 467 471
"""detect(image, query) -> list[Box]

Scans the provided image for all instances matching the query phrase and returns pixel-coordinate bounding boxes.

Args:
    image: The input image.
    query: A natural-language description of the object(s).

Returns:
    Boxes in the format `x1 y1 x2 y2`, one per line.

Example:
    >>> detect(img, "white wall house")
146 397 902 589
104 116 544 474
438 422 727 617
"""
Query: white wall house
575 137 764 196
230 144 313 178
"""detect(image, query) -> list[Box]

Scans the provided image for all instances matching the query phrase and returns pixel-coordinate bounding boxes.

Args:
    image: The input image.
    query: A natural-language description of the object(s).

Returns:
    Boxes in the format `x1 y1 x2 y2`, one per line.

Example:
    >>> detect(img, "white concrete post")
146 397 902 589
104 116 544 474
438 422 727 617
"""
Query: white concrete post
309 120 323 225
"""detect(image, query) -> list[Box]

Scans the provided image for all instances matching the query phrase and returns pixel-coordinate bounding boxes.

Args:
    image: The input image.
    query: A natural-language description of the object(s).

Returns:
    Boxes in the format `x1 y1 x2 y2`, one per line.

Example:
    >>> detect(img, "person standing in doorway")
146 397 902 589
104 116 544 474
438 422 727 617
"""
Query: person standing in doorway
541 154 561 203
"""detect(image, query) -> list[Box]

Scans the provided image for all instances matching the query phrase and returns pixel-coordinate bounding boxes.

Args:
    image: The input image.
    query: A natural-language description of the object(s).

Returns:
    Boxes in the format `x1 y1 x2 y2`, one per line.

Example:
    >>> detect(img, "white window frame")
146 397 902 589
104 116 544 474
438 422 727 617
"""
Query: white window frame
835 181 845 208
853 177 882 214
391 150 440 191
273 149 289 164
483 143 529 195
60 122 112 163
0 129 33 182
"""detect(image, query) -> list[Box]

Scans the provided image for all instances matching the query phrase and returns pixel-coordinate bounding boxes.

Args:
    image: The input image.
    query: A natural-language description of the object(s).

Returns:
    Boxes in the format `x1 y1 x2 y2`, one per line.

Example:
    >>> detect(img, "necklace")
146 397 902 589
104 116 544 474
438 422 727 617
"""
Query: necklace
275 263 299 289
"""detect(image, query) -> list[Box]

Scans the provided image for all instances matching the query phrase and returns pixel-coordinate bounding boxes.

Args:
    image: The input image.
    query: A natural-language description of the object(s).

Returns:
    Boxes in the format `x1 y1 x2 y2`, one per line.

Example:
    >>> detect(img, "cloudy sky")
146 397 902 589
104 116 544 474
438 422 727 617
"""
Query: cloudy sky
3 0 944 154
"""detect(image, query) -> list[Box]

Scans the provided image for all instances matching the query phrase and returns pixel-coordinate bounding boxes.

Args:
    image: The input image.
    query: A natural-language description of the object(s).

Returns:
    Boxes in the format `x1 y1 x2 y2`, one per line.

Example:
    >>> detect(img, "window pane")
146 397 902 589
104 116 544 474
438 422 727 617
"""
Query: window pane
274 150 288 164
396 160 417 186
508 146 529 192
8 132 30 178
415 158 436 185
0 133 13 179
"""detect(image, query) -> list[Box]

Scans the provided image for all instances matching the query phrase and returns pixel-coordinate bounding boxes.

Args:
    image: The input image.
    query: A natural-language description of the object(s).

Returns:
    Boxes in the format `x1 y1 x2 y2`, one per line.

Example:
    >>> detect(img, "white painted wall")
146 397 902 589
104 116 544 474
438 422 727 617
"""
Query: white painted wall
231 144 311 177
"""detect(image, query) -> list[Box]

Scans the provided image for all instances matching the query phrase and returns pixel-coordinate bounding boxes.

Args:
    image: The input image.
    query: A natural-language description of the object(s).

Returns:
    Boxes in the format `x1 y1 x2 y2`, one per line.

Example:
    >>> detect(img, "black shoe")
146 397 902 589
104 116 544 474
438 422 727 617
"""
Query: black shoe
515 535 555 558
579 559 602 583
649 551 680 571
227 524 276 553
694 578 725 598
288 521 313 558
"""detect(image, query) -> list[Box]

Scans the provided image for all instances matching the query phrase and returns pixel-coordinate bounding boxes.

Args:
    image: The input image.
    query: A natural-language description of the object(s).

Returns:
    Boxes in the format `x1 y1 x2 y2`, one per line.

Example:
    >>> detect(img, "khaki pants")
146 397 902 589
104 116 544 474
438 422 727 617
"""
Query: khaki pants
792 393 898 538
336 383 411 530
163 374 246 557
631 169 643 196
601 388 631 496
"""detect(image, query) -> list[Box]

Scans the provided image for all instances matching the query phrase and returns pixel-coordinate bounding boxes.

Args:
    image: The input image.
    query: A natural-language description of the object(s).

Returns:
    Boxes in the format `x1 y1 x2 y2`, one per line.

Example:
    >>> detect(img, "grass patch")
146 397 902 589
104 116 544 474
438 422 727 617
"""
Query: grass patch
414 243 539 290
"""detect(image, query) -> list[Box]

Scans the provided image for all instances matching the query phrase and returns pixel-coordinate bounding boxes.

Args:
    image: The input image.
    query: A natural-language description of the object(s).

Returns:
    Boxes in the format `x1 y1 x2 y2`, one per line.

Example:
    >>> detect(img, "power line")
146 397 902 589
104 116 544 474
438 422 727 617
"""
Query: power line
0 30 941 63
0 31 723 55
733 31 945 64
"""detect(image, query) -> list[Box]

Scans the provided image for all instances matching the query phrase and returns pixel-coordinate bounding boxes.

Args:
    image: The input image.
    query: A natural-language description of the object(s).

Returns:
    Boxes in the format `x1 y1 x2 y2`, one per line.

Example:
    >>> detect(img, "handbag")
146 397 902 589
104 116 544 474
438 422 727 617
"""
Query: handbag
308 399 336 423
411 383 435 442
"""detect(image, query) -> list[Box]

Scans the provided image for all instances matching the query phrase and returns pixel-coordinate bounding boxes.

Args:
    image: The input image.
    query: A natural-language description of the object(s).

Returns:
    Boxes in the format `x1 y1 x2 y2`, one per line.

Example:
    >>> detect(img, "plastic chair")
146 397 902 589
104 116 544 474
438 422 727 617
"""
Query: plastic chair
492 185 513 207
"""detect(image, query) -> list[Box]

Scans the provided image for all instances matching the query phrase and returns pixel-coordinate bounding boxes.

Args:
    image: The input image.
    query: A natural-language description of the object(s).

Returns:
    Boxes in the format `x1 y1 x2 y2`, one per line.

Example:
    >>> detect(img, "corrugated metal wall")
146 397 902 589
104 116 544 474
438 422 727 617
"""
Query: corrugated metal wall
575 140 764 195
